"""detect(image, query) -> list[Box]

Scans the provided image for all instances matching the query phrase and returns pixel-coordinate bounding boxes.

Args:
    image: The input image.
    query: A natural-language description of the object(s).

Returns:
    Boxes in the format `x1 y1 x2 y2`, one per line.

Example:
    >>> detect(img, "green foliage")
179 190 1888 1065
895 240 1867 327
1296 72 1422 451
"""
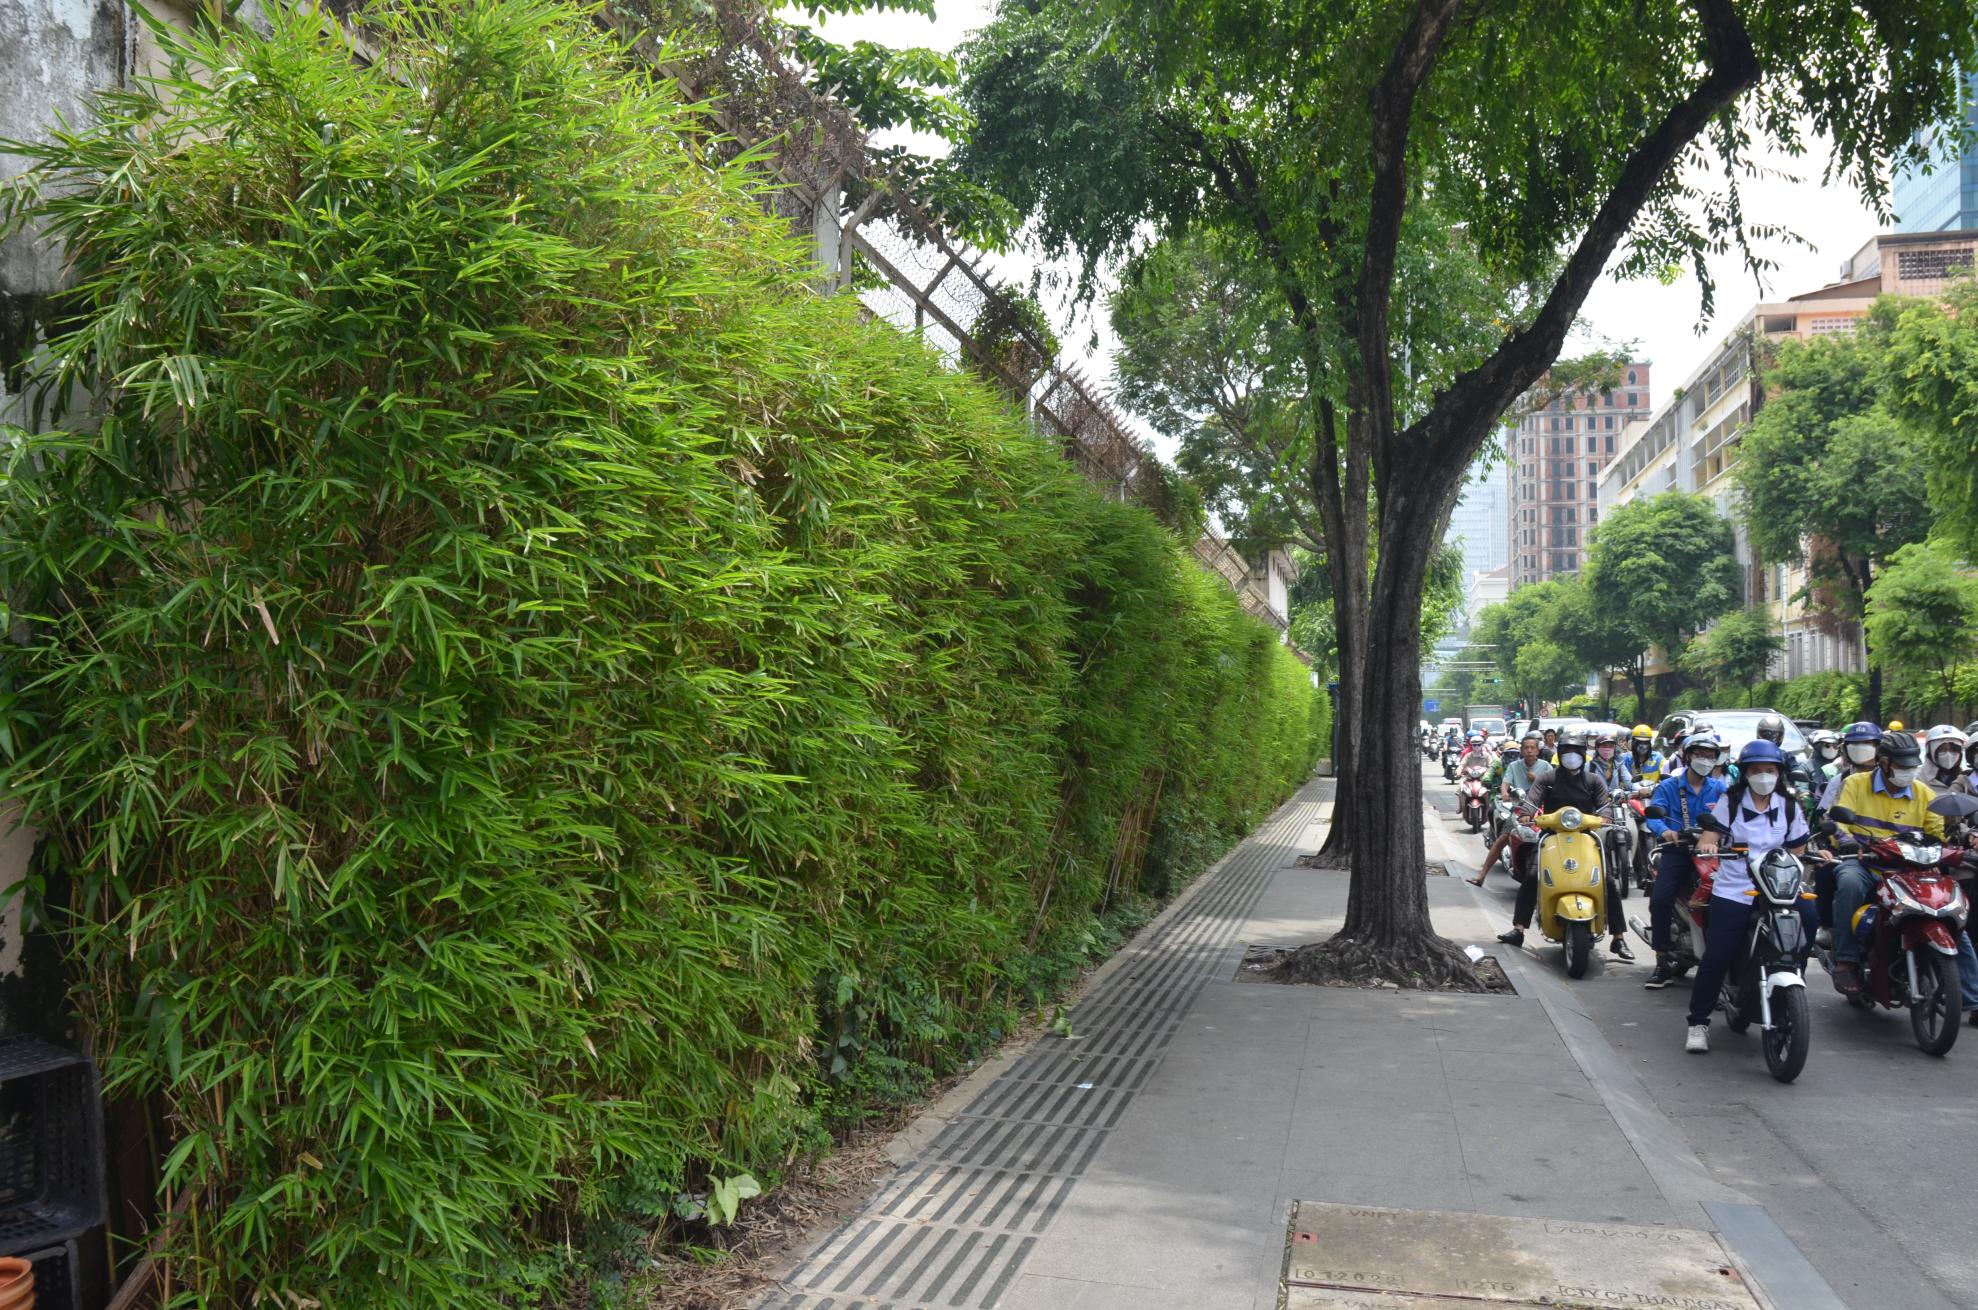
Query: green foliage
1683 607 1785 690
1738 324 1934 625
1584 492 1741 660
1884 281 1978 560
1513 640 1585 704
0 4 1320 1304
1864 540 1978 718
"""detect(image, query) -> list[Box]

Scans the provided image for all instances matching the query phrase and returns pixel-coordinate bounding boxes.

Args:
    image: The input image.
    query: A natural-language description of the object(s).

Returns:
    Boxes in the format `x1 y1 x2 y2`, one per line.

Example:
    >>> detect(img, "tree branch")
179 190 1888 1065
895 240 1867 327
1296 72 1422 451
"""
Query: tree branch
1355 0 1466 457
1407 0 1759 461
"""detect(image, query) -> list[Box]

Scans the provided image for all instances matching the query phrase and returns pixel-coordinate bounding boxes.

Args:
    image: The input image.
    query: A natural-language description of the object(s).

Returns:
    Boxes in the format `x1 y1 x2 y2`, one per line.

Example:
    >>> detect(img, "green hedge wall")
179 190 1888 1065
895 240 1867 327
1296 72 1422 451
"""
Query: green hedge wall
0 3 1320 1304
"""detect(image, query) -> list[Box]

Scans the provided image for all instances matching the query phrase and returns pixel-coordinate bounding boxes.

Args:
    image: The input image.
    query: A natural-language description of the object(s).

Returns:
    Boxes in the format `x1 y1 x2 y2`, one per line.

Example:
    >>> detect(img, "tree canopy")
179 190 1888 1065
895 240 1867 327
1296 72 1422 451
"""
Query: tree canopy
1863 540 1978 720
1683 605 1785 691
1584 491 1740 675
1883 280 1978 560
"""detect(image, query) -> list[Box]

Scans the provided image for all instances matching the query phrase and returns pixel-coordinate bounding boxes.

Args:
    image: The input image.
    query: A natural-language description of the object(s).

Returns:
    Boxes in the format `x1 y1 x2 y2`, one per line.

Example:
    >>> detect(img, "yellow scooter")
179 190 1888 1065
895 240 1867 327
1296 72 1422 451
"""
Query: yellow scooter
1532 806 1610 978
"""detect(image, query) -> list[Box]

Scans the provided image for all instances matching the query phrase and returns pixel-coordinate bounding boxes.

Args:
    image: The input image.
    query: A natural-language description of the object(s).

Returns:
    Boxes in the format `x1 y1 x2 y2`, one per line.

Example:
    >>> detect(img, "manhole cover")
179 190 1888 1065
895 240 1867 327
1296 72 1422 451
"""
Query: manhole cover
1282 1202 1764 1310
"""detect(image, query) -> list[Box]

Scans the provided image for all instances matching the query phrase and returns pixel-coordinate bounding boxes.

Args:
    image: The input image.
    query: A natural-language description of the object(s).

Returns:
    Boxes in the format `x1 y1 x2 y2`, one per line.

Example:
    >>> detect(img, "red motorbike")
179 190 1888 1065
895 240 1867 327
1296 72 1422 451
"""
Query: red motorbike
1457 756 1489 832
1816 806 1971 1056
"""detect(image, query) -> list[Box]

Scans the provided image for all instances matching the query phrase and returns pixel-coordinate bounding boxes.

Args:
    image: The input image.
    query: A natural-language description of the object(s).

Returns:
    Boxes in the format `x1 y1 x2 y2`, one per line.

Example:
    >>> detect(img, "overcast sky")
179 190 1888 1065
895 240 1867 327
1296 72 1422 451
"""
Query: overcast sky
806 4 1896 453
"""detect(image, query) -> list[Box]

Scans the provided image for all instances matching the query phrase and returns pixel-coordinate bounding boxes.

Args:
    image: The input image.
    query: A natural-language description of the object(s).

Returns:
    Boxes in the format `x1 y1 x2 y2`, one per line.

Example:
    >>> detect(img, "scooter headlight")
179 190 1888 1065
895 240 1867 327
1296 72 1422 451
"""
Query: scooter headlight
1558 807 1583 830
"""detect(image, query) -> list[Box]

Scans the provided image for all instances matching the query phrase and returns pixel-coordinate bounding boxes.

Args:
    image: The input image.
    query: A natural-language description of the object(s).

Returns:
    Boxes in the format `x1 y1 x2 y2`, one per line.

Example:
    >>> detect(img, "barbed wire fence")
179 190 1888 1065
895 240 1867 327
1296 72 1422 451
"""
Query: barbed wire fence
618 1 1290 633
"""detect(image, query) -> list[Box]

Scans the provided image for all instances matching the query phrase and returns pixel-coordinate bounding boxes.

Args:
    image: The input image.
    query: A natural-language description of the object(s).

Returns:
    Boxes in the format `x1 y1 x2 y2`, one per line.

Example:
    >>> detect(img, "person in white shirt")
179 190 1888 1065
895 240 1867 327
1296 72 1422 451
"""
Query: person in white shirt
1683 739 1816 1053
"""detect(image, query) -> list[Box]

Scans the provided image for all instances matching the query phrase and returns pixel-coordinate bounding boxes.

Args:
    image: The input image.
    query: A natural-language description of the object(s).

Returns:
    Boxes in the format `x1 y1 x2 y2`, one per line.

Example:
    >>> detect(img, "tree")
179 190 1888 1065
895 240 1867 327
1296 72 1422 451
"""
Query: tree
1736 323 1934 719
1883 280 1978 563
959 0 1978 985
1584 492 1740 715
1682 606 1785 692
1537 576 1646 718
1864 541 1978 722
1474 581 1568 710
1514 640 1587 709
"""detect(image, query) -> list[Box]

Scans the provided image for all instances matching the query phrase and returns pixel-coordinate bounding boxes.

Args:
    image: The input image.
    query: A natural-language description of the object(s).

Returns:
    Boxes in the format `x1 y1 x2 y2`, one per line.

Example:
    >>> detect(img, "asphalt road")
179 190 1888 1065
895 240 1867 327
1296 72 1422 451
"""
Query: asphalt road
1418 755 1978 1310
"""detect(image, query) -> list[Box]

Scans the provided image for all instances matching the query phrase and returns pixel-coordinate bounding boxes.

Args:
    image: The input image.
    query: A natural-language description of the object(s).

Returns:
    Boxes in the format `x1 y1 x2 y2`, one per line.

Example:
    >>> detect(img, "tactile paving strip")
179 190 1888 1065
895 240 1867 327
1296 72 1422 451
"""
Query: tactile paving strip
755 778 1335 1309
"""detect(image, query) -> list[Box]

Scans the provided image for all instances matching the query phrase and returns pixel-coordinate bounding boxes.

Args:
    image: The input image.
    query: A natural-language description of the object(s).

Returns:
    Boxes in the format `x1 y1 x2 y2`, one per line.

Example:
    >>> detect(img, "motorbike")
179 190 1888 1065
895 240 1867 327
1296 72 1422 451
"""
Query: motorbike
1531 806 1611 978
1627 813 1814 1083
1441 743 1460 782
1814 805 1970 1057
1624 781 1656 895
1457 756 1489 832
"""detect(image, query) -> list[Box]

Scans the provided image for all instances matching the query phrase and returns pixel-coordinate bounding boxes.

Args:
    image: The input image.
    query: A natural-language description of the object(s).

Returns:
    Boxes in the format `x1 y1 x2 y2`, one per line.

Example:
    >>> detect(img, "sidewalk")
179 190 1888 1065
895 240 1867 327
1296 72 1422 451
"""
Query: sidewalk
751 778 1841 1310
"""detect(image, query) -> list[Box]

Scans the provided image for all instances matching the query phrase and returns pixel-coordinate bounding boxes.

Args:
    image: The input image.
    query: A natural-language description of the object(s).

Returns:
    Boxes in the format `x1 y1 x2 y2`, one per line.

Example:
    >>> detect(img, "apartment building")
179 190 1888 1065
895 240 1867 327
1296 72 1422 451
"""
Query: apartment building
1596 229 1977 677
1506 364 1652 585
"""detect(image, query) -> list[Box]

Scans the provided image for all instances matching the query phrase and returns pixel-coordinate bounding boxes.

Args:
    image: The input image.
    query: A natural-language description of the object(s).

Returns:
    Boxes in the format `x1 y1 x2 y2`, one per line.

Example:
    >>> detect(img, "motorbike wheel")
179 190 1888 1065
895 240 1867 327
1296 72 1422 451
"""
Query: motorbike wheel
1765 988 1811 1083
1909 951 1962 1057
1566 921 1594 979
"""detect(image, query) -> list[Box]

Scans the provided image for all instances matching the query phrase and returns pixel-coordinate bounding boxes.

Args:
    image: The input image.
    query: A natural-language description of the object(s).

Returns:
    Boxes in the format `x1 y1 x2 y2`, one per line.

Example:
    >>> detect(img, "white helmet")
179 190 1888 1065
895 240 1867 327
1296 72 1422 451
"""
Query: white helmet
1924 724 1968 757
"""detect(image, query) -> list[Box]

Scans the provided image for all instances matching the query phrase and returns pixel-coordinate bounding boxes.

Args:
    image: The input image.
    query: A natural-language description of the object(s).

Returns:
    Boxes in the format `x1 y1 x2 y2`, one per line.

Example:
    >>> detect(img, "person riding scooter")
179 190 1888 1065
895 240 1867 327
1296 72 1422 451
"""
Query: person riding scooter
1495 729 1632 960
1629 724 1661 784
1469 734 1552 888
1807 730 1843 786
1682 740 1818 1052
1642 731 1729 989
1923 724 1975 797
1825 731 1978 1018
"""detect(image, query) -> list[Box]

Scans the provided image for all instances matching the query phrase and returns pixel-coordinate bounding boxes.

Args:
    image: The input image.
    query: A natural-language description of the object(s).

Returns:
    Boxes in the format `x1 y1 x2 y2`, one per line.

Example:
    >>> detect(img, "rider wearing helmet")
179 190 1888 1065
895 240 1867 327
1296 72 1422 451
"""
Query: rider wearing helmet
1629 724 1660 783
1827 731 1952 998
1806 729 1843 785
1755 713 1786 746
1641 730 1729 989
1922 725 1974 797
1496 729 1634 960
1818 721 1885 812
1683 740 1818 1053
1589 728 1634 792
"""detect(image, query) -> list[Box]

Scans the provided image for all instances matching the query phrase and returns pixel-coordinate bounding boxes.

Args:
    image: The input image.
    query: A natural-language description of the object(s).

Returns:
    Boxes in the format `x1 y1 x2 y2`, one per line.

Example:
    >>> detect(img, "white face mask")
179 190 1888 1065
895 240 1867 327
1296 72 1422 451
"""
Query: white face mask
1746 771 1779 796
1888 765 1920 788
1597 745 1616 760
1688 756 1716 776
1559 751 1584 771
1846 743 1877 765
1816 745 1838 761
1935 748 1963 770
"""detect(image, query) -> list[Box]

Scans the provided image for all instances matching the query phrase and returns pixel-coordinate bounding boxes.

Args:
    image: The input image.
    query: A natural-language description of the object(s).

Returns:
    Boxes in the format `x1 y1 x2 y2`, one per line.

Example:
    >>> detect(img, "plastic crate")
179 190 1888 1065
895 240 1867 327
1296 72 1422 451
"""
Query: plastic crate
0 1037 104 1254
20 1239 82 1310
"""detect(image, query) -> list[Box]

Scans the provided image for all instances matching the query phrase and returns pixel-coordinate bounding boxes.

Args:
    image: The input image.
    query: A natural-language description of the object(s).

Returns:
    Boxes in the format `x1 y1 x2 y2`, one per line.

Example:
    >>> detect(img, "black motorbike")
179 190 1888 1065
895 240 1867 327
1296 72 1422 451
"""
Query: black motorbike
1628 808 1813 1082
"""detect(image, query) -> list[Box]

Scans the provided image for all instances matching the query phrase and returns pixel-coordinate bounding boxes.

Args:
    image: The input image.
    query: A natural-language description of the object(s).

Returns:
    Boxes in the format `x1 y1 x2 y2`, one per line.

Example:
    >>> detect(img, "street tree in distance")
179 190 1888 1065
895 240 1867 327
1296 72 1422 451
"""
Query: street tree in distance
1474 580 1569 714
1538 575 1649 719
1584 492 1740 713
1736 324 1933 721
1863 540 1978 722
1514 640 1588 711
1682 605 1785 695
959 0 1978 986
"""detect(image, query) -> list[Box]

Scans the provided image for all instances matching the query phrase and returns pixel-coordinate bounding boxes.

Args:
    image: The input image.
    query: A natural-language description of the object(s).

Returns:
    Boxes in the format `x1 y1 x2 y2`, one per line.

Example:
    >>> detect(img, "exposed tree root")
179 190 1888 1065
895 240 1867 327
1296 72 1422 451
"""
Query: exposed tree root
1264 931 1488 993
1293 850 1353 870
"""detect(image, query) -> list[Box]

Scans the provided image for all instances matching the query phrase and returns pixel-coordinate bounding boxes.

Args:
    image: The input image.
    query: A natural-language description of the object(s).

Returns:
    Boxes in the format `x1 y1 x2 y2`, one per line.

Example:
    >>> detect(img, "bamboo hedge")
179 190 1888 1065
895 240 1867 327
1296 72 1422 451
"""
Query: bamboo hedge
0 2 1322 1304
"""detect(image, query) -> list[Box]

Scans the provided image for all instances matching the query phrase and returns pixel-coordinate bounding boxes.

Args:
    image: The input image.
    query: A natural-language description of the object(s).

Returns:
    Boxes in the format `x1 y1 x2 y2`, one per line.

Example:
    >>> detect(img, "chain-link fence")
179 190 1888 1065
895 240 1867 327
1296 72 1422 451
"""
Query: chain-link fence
627 1 1285 628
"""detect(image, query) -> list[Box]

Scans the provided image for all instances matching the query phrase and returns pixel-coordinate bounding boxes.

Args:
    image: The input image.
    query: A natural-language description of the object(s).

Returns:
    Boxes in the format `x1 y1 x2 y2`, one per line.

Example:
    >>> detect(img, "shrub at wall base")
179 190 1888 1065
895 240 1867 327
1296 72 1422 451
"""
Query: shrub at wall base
0 3 1321 1304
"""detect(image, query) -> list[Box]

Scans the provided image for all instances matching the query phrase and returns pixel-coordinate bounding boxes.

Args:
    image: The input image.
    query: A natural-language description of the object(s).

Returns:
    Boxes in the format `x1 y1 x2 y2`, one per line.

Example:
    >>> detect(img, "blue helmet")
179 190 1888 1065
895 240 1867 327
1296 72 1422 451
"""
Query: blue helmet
1738 739 1785 768
1842 720 1882 744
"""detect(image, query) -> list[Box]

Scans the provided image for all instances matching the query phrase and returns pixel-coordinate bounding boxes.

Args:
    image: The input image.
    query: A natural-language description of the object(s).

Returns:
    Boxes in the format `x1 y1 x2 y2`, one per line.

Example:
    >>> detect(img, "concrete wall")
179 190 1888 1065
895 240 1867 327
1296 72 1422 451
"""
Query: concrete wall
0 0 140 1036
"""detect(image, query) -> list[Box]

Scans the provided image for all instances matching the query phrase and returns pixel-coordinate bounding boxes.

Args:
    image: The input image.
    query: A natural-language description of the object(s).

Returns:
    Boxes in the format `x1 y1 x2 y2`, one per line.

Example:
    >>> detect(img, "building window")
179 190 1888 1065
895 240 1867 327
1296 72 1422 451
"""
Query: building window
1586 436 1597 452
1627 370 1637 385
1605 434 1615 453
1627 392 1639 406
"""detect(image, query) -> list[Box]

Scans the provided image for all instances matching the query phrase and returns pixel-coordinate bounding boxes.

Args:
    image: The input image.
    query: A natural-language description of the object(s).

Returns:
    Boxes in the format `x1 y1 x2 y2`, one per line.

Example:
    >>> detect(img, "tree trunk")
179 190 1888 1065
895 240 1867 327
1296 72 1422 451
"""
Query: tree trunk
1866 661 1883 727
1273 475 1482 989
1629 661 1649 723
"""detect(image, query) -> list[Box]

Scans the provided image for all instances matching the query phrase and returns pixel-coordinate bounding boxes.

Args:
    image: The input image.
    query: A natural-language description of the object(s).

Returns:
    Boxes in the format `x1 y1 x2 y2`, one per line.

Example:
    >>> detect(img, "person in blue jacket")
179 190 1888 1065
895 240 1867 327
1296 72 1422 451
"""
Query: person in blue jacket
1641 731 1729 990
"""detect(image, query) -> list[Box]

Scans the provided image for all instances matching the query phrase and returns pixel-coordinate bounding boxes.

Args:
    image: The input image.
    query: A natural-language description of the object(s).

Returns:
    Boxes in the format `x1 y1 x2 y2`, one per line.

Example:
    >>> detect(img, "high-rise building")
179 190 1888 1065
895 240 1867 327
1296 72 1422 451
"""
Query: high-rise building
1446 460 1509 578
1894 71 1978 233
1506 363 1652 586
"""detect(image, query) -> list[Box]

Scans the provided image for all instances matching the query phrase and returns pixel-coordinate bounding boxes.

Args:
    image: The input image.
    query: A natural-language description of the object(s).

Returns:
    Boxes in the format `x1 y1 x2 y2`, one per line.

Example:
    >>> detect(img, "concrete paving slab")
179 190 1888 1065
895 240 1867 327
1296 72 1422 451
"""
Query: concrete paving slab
1283 1201 1764 1310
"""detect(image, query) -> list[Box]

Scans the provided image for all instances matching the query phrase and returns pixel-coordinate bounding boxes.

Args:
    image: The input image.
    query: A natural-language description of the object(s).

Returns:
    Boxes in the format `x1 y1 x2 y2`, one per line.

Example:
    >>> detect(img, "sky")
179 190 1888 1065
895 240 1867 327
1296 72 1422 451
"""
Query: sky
804 4 1894 453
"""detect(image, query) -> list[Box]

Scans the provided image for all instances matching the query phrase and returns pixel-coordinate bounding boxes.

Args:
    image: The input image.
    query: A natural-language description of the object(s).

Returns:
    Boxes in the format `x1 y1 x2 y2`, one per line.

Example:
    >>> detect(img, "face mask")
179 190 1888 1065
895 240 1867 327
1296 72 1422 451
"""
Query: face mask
1888 765 1920 788
1816 746 1838 761
1746 772 1779 796
1689 756 1716 776
1597 745 1615 760
1846 743 1877 765
1935 749 1962 770
1559 751 1584 771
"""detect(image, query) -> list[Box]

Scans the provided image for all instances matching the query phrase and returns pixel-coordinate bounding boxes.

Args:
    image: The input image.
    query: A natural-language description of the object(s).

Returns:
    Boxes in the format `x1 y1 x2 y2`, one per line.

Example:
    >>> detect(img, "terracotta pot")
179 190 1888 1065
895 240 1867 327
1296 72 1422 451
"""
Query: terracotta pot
0 1256 33 1310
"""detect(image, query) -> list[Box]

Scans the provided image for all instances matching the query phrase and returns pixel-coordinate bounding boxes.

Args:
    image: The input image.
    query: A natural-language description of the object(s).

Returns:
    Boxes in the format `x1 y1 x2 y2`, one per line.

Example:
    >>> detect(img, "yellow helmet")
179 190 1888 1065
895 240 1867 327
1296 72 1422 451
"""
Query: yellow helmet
1631 724 1653 739
1889 719 1905 730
